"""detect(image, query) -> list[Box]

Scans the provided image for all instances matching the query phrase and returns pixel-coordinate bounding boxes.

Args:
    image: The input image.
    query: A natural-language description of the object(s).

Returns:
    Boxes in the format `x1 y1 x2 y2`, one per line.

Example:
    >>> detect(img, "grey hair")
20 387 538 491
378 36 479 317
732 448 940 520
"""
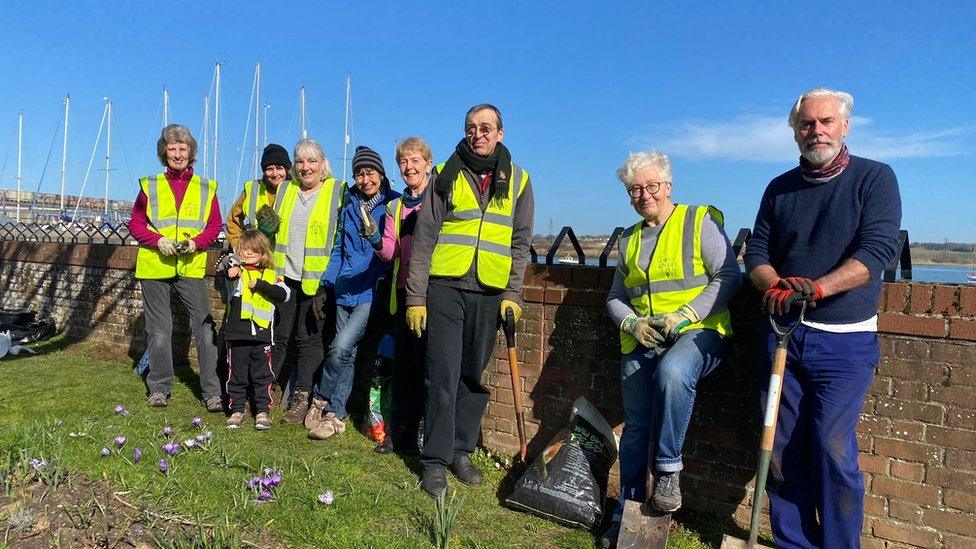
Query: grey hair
292 138 333 180
156 124 197 167
464 103 503 131
616 150 672 188
787 88 854 129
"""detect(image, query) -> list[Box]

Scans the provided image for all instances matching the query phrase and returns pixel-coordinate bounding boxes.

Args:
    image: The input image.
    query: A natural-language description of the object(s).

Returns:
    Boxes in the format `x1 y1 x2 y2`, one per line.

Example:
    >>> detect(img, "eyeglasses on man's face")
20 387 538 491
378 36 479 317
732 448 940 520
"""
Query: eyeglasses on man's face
465 123 496 137
627 181 668 198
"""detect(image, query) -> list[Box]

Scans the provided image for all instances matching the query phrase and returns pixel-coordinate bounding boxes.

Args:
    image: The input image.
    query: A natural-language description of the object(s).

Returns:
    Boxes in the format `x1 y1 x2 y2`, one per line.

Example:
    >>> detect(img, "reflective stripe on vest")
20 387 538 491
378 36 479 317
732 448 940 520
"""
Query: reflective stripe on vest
135 173 217 280
386 197 404 315
272 178 344 295
618 204 732 354
239 267 278 329
242 180 270 228
429 162 528 289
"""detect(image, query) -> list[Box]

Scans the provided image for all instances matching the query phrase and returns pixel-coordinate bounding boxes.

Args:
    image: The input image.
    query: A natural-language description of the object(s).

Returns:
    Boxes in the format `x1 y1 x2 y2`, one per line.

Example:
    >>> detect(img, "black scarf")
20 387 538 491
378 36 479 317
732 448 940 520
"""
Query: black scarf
434 138 512 202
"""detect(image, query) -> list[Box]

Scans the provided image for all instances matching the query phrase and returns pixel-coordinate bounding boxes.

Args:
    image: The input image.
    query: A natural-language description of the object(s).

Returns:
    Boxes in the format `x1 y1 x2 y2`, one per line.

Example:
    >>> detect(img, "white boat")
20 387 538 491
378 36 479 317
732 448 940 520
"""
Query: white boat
968 248 976 283
557 253 579 265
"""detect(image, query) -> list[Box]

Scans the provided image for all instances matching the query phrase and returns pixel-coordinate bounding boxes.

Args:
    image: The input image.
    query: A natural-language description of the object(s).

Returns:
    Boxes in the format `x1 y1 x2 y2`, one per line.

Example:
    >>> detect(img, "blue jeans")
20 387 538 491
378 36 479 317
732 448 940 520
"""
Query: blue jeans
760 324 878 549
617 329 727 512
313 301 373 420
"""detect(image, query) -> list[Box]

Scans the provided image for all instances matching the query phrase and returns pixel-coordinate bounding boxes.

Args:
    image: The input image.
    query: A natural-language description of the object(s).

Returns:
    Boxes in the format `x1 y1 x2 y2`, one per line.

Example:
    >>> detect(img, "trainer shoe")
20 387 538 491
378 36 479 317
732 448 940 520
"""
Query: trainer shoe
225 412 245 429
281 390 310 425
147 393 168 407
254 412 271 431
204 395 223 413
308 412 345 440
650 471 681 512
421 467 447 498
303 398 328 430
449 455 483 485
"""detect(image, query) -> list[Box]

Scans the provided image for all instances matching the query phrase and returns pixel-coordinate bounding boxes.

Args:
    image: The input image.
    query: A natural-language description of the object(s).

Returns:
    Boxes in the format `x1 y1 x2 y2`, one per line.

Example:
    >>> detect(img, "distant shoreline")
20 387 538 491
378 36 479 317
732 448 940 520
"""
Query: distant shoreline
910 261 973 268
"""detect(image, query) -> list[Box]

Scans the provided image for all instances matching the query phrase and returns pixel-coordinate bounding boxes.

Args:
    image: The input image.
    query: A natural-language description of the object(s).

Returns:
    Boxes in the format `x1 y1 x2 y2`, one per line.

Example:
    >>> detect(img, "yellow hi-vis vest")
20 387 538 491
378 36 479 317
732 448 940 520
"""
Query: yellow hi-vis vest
239 267 278 329
385 197 405 315
618 204 732 354
242 180 272 228
273 178 344 296
428 162 528 290
135 173 217 280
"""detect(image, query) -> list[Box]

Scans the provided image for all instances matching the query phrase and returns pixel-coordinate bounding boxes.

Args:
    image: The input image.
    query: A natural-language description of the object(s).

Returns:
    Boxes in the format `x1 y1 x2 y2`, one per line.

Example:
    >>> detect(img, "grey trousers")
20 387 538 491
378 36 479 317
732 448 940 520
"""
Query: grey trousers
141 277 220 400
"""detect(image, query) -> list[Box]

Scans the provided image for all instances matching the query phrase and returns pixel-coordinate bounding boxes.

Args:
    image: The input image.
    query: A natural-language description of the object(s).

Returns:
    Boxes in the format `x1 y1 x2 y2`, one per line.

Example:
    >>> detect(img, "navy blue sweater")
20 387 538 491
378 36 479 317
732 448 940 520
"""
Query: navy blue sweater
744 156 902 323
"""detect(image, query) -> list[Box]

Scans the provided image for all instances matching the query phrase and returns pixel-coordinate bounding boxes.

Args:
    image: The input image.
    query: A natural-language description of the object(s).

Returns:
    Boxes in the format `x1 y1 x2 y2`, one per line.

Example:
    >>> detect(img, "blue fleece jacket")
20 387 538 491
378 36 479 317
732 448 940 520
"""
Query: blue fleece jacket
744 156 902 323
321 185 401 307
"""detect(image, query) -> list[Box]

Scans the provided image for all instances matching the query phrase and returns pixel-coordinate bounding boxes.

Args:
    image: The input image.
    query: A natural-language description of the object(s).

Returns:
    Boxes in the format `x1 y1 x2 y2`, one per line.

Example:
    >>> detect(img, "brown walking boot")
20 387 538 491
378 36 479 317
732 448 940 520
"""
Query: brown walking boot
280 390 310 425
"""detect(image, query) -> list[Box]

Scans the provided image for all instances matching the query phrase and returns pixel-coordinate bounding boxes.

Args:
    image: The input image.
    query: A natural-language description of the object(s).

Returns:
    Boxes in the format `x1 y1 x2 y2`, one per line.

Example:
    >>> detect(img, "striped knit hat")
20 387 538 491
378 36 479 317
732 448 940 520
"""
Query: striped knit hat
352 145 385 177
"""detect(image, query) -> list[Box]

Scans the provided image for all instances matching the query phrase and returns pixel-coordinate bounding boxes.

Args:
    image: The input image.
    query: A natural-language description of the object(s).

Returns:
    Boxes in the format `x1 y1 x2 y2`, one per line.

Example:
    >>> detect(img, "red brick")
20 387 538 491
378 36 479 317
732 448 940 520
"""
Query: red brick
892 381 928 400
888 499 924 523
946 489 976 512
872 477 940 505
878 313 946 337
863 493 887 516
859 536 885 549
926 467 976 494
960 286 976 316
931 341 976 364
858 415 891 436
926 426 976 451
890 460 926 482
874 398 945 424
891 420 926 441
877 359 947 382
885 283 910 313
859 453 889 474
908 283 934 314
873 519 939 547
874 437 943 464
893 338 931 360
522 286 544 303
923 508 976 536
945 533 976 549
948 408 976 430
931 385 976 408
542 287 565 304
867 376 892 397
934 285 961 315
949 318 976 341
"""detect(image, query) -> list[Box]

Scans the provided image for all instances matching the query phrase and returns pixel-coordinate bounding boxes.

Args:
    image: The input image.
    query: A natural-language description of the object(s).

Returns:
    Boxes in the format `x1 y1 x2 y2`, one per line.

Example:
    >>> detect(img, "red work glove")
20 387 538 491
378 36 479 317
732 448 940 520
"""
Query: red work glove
762 277 824 316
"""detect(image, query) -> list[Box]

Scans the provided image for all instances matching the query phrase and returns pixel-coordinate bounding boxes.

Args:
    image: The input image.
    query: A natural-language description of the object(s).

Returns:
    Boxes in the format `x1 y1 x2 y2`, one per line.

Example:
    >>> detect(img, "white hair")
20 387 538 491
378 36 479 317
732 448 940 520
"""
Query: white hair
292 138 333 179
788 88 854 129
616 150 672 188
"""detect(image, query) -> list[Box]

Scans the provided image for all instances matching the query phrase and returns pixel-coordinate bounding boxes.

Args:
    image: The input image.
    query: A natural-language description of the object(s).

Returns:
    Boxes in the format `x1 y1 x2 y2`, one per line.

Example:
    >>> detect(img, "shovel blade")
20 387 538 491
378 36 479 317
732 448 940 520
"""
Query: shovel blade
617 499 670 549
719 534 775 549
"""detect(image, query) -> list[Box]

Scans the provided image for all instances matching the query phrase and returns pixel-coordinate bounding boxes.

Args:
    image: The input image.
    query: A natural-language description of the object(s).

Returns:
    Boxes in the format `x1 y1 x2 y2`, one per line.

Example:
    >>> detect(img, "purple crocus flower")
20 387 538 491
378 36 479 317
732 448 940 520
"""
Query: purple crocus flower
268 473 283 488
317 491 335 505
163 442 179 456
163 425 173 437
159 459 168 473
192 417 202 428
29 458 45 471
114 404 129 415
247 476 262 490
258 490 273 501
184 438 197 449
133 448 142 463
101 447 111 457
114 436 126 447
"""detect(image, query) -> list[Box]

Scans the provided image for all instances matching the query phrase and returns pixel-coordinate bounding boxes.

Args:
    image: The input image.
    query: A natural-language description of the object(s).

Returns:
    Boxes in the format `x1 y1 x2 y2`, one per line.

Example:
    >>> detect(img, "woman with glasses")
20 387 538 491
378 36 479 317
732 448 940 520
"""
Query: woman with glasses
304 145 400 440
602 150 740 545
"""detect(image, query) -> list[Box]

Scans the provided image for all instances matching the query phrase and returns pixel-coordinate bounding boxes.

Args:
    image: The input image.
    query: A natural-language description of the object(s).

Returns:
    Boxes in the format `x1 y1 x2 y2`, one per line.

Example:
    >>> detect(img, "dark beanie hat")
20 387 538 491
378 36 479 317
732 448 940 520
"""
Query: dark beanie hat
352 145 385 176
261 143 291 171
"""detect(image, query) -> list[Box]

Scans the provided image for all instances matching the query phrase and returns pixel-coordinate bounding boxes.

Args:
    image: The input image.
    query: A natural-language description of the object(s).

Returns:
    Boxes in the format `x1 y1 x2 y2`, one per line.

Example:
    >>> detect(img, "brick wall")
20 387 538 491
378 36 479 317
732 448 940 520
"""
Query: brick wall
2 241 975 547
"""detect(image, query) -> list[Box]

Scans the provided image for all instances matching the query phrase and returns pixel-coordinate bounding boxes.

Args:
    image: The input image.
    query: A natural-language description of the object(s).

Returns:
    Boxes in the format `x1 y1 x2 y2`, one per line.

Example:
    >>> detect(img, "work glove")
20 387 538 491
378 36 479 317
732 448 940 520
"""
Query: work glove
762 277 824 316
620 314 666 350
648 304 700 341
500 299 523 323
255 205 280 239
175 239 197 255
406 306 427 338
215 252 242 274
156 237 178 257
310 293 328 320
359 202 378 238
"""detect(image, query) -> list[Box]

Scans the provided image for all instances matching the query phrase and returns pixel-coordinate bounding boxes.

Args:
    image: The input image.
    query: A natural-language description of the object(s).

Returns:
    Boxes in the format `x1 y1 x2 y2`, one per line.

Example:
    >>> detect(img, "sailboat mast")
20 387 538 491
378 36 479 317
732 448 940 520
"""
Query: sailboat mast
104 99 112 216
213 61 221 184
341 75 351 185
201 95 210 177
163 86 170 127
60 94 70 212
254 62 261 177
300 85 307 139
16 112 22 223
263 104 269 147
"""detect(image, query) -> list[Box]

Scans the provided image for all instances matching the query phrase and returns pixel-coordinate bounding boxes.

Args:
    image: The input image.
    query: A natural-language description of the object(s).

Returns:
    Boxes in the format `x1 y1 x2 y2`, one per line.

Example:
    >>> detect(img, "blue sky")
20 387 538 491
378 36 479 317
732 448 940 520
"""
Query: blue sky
0 1 973 242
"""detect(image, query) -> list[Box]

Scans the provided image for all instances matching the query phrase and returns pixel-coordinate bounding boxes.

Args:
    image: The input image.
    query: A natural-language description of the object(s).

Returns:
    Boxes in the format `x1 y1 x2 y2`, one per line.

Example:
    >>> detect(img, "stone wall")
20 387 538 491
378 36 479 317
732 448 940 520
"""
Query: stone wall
2 241 975 547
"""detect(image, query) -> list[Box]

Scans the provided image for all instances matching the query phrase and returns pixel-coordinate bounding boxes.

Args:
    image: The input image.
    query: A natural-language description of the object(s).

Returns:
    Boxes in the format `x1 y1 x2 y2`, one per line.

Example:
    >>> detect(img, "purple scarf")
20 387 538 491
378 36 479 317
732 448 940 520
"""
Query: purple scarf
800 144 850 182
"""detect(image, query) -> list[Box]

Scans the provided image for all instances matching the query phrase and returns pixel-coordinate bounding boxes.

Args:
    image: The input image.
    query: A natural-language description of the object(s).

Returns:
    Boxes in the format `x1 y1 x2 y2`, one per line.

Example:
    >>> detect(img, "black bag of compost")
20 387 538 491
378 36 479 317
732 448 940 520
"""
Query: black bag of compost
505 396 618 529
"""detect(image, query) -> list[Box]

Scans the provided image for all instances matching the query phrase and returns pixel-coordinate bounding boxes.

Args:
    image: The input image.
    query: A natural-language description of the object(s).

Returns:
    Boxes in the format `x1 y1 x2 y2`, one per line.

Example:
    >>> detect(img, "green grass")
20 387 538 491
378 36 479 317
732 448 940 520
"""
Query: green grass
0 339 726 547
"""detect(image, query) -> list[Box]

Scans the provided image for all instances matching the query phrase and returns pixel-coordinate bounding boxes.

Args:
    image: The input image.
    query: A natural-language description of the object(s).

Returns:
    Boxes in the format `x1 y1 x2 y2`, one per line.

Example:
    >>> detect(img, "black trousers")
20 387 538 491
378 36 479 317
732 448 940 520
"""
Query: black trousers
226 341 275 413
272 278 327 393
391 289 426 446
421 283 501 469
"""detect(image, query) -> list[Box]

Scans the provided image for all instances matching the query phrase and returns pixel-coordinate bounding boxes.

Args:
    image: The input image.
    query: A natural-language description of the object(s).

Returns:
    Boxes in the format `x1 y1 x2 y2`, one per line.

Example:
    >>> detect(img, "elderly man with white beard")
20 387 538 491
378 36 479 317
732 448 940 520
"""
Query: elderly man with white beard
744 88 902 549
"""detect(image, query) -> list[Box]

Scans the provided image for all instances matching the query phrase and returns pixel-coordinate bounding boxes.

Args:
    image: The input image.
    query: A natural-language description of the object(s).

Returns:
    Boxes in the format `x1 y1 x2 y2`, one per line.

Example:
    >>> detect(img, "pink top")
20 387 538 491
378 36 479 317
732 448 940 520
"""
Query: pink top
129 166 223 250
375 198 423 289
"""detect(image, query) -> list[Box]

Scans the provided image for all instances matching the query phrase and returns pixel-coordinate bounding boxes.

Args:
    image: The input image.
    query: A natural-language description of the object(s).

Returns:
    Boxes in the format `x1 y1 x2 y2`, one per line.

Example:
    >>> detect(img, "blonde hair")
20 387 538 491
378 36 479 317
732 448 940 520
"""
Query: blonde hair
156 124 197 167
395 136 433 164
235 229 275 269
292 138 333 180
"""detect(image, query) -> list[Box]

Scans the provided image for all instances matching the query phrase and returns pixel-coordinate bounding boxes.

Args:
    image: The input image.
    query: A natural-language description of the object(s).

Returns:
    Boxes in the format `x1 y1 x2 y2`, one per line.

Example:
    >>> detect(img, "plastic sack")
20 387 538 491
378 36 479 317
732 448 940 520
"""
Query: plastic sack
365 333 395 442
505 396 618 530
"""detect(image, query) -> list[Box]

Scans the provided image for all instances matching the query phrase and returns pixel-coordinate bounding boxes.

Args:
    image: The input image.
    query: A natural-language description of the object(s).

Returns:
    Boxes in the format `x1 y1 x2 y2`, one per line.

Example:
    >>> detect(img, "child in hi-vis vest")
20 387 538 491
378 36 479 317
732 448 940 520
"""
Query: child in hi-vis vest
221 229 290 430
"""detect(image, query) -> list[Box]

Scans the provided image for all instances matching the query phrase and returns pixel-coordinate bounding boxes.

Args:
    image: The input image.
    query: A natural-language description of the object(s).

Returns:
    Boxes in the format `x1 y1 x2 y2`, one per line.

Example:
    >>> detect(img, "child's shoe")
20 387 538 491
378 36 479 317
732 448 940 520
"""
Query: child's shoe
225 412 245 429
254 412 272 431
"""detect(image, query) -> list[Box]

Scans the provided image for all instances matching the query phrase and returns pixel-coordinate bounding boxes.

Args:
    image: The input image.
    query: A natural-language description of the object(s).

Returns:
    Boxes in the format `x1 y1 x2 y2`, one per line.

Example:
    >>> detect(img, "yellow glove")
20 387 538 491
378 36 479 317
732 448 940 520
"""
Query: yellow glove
500 299 522 323
406 306 427 338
